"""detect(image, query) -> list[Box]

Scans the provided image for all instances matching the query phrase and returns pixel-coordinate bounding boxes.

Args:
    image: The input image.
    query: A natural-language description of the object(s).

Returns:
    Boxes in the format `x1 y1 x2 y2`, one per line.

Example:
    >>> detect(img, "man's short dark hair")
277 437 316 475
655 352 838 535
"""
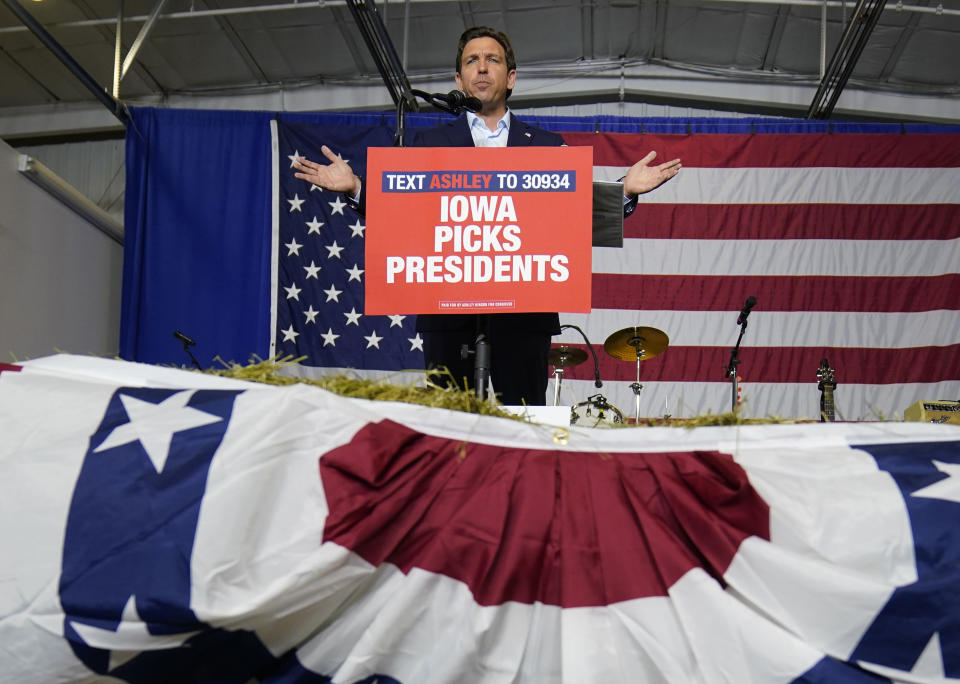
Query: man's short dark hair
455 26 517 99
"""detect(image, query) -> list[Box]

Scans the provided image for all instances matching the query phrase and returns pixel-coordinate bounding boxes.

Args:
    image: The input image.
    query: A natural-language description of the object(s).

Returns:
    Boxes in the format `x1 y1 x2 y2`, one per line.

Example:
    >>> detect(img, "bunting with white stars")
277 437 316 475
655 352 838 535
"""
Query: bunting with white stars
272 122 424 370
2 358 960 682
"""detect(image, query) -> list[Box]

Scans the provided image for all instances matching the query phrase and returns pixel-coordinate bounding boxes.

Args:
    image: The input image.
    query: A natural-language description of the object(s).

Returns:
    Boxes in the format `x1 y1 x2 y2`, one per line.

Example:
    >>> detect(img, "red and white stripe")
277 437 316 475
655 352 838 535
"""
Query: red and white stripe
550 132 960 420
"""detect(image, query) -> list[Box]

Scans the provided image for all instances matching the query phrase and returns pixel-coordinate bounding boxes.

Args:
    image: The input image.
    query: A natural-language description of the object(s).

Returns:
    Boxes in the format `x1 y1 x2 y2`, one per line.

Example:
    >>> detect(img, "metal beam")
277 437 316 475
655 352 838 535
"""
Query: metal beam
344 0 415 108
760 4 791 70
121 0 168 81
113 0 123 97
330 6 373 76
200 0 270 85
0 0 128 126
457 0 478 29
878 0 927 81
807 0 888 118
581 0 594 61
0 42 62 102
18 154 124 244
653 0 667 60
0 0 955 37
71 0 164 95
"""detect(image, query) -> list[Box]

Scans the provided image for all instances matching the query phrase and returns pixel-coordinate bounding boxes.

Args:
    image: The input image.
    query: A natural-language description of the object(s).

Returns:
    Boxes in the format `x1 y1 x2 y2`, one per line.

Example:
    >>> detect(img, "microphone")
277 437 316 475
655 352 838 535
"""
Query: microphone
173 330 202 370
174 330 196 347
737 296 757 325
431 90 482 114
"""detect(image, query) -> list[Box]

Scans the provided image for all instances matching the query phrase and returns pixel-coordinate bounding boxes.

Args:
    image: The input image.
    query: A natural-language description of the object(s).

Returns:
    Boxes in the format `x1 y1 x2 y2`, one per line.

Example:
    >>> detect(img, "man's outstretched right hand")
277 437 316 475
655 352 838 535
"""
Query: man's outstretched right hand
293 145 362 198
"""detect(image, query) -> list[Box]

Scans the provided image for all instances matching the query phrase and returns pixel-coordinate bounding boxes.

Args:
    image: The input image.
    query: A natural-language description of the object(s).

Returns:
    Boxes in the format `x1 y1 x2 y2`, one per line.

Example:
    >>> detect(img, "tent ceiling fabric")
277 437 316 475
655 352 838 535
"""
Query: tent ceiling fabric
0 0 958 138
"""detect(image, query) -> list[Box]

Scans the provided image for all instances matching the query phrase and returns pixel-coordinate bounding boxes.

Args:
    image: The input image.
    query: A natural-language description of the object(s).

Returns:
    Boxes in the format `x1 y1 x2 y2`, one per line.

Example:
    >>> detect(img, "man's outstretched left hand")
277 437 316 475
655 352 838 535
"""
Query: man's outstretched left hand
623 151 681 198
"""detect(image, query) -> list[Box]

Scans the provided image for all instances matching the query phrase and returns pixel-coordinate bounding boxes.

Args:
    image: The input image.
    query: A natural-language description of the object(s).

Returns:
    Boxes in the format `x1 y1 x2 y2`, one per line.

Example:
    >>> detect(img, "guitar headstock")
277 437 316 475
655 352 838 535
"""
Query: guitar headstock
817 358 836 386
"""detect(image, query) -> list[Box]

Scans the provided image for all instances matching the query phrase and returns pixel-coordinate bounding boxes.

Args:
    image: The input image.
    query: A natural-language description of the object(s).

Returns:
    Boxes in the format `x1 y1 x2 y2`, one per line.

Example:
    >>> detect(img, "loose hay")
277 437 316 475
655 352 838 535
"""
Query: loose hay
206 356 518 419
203 356 796 427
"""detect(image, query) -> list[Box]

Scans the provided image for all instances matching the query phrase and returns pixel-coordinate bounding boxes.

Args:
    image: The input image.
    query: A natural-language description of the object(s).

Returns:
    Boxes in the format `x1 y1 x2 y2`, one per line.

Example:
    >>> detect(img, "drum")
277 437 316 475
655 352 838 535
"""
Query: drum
570 395 624 427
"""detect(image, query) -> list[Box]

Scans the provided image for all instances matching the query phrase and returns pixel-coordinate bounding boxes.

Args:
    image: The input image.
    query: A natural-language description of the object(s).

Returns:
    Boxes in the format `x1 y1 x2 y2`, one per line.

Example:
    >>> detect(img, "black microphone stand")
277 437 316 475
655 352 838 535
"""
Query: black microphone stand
174 330 202 370
460 318 491 402
395 89 491 399
724 298 755 412
394 89 473 147
724 323 746 412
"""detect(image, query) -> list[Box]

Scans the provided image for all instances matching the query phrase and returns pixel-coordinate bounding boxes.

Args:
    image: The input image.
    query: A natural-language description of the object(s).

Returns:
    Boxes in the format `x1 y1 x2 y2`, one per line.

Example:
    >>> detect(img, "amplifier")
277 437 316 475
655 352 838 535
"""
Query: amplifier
904 400 960 425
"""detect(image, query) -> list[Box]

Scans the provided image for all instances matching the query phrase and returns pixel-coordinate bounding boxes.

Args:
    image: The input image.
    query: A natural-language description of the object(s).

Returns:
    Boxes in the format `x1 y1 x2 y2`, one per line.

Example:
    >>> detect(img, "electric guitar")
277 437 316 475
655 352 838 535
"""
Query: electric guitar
817 358 837 423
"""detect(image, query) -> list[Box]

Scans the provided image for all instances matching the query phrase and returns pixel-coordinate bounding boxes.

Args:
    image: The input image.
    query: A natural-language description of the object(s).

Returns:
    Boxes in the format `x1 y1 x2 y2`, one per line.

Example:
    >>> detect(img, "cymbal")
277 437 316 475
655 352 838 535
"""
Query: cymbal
603 326 669 361
548 345 588 368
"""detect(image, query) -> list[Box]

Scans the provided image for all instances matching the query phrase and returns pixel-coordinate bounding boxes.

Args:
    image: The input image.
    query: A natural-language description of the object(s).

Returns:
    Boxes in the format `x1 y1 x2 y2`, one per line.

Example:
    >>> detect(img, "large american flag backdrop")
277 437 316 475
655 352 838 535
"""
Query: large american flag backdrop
2 354 959 682
120 108 960 421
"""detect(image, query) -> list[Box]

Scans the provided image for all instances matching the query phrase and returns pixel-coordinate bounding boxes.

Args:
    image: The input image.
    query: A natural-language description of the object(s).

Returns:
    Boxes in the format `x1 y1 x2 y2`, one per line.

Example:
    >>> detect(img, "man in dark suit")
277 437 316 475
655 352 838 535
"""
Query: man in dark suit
295 26 681 406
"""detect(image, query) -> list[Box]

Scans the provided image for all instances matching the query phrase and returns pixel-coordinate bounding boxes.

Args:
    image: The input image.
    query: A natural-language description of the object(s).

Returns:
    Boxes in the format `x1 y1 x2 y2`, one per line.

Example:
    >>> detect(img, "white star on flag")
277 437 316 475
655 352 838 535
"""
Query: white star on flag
93 391 221 473
309 184 322 193
328 196 347 215
326 241 344 259
285 238 303 256
303 305 319 324
344 308 362 326
346 264 364 282
304 261 321 279
911 461 960 504
388 315 406 328
70 595 199 672
281 325 299 342
364 331 383 349
408 333 424 351
306 217 324 234
348 219 365 238
287 194 305 212
284 283 302 301
287 150 303 167
321 328 340 346
323 285 342 303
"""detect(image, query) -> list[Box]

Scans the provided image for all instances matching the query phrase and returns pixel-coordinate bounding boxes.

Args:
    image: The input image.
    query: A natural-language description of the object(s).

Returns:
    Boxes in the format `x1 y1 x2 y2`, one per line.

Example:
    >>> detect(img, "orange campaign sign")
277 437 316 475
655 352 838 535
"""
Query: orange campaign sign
364 146 594 315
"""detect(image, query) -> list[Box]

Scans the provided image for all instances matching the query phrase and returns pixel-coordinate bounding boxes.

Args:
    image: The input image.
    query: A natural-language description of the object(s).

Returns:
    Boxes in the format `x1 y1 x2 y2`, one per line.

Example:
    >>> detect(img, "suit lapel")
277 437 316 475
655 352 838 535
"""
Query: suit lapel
507 113 533 147
449 115 474 147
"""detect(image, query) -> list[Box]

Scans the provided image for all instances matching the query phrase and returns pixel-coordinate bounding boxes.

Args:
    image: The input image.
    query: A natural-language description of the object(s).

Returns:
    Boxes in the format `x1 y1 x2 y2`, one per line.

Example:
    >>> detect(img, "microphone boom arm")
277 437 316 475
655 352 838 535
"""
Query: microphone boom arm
560 324 602 388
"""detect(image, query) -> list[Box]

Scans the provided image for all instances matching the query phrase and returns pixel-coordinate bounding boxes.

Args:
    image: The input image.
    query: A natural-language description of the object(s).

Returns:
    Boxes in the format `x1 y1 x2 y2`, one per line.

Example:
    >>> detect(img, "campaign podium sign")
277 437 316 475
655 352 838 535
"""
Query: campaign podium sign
365 146 593 315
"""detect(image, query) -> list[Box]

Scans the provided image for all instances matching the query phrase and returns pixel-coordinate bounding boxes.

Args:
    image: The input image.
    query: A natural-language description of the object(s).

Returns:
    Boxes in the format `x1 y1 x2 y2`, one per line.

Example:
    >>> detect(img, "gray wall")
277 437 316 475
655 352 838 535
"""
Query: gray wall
0 137 123 362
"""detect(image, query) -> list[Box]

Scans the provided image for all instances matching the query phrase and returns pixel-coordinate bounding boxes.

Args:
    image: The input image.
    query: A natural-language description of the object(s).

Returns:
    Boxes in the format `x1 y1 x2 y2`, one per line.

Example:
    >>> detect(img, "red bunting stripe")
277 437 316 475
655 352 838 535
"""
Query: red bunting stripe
321 419 770 608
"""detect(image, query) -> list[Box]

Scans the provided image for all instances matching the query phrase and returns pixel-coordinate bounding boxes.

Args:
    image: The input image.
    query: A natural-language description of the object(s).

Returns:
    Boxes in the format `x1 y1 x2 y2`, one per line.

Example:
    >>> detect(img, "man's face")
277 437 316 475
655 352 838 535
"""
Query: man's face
455 36 516 111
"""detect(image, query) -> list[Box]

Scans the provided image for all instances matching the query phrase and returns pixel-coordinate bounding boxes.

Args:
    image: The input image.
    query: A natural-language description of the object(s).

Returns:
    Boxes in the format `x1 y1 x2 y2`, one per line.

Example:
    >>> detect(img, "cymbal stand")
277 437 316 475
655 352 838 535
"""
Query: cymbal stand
552 367 565 406
627 335 648 422
630 351 643 423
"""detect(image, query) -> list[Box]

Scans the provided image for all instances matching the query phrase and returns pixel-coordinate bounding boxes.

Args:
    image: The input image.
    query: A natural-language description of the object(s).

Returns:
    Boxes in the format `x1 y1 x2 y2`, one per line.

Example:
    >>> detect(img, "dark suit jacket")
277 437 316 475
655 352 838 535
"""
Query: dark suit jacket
410 113 566 335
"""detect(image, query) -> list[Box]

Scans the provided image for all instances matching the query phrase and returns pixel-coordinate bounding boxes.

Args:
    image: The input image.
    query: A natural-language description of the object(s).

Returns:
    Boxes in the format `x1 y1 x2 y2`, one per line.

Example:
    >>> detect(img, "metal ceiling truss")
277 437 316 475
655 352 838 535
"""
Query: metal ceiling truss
878 0 928 82
807 0 888 118
760 4 791 71
1 0 128 125
3 0 956 129
199 0 270 86
118 0 166 88
344 0 415 109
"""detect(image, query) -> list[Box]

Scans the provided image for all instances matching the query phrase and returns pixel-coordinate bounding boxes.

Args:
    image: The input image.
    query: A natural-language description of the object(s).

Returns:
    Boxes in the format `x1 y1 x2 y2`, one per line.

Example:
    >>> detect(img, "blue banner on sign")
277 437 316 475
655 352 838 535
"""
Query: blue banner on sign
380 170 577 192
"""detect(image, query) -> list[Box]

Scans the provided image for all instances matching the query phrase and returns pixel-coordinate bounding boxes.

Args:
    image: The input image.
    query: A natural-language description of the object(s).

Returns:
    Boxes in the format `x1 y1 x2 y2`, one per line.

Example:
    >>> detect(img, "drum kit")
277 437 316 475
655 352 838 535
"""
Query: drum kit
549 326 669 426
